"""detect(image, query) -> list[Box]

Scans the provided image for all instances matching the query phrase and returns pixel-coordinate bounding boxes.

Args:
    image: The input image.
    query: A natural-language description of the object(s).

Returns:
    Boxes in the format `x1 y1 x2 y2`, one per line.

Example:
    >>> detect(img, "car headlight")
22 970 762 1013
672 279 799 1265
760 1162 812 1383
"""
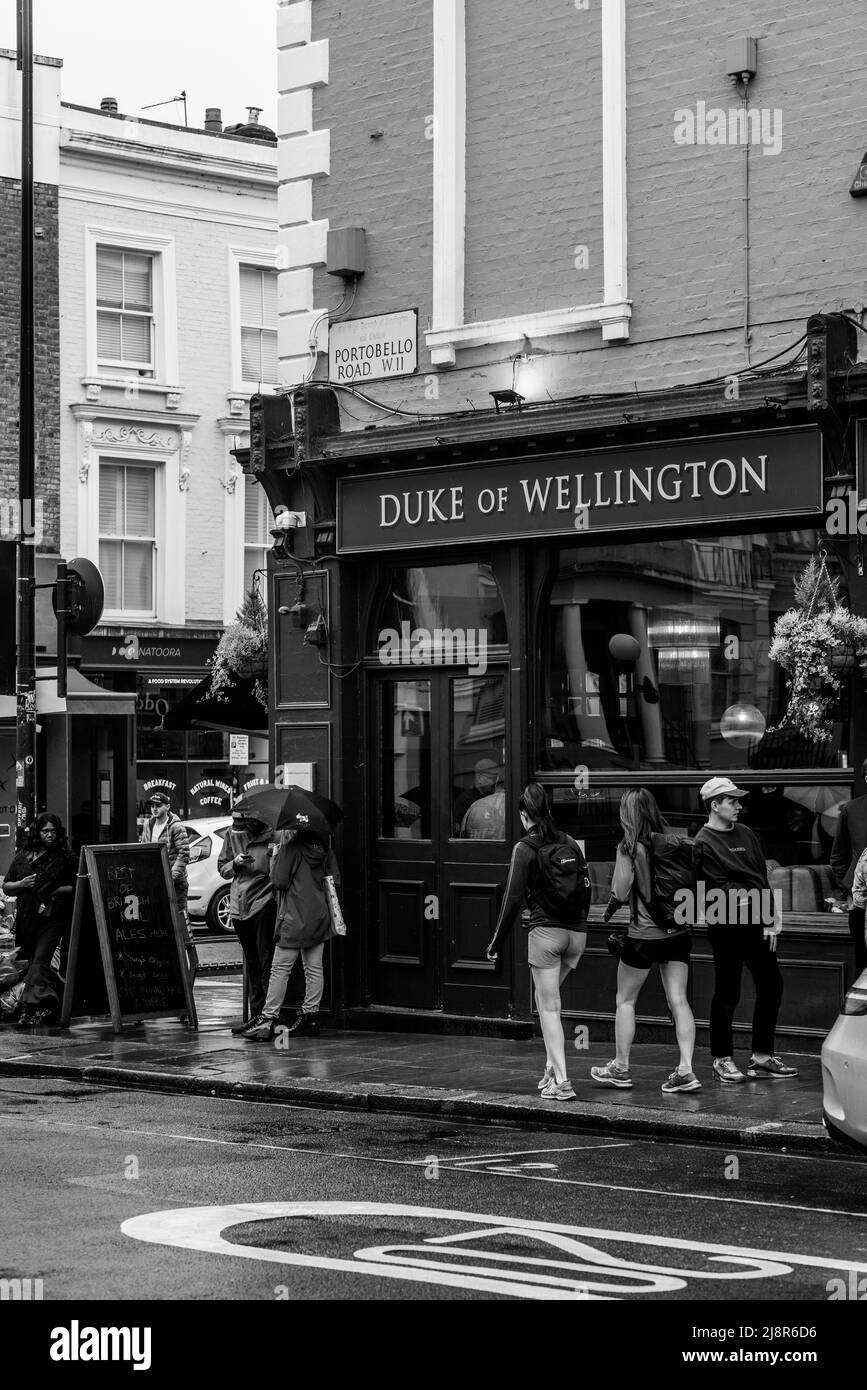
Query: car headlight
842 982 867 1016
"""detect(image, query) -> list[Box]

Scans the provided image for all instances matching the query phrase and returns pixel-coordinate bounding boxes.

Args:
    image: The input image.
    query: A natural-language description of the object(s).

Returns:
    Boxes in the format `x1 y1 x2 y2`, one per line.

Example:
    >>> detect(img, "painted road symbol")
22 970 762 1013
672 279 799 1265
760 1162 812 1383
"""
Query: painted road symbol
122 1202 867 1300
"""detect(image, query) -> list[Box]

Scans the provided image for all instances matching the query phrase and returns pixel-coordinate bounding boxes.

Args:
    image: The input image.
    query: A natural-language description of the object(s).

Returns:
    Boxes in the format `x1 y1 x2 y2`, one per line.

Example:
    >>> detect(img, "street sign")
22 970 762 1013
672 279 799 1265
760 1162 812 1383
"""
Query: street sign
229 733 249 766
329 309 418 383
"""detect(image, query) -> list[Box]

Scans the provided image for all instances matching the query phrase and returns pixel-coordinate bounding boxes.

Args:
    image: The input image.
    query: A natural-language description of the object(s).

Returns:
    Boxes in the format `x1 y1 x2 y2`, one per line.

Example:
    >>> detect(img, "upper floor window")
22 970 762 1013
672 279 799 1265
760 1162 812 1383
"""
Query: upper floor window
240 265 279 386
96 248 155 376
99 462 157 616
244 477 270 597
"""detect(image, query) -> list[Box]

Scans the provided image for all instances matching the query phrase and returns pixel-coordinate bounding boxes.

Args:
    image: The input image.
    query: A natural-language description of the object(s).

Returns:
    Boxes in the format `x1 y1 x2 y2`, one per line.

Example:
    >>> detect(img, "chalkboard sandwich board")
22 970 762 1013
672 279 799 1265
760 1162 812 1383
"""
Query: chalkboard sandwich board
61 844 198 1033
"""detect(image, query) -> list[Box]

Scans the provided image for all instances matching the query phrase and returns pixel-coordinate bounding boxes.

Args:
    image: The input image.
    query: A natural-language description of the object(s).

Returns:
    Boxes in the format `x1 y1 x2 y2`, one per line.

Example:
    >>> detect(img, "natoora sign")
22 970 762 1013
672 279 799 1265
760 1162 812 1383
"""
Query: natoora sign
329 309 418 383
336 426 823 553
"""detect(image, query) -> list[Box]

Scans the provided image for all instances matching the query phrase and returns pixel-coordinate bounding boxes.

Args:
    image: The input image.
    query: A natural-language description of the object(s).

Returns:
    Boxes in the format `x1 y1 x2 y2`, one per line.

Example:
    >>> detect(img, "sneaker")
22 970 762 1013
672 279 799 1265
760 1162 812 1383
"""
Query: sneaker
239 1013 276 1041
747 1054 799 1079
537 1063 555 1092
713 1056 746 1084
590 1061 633 1089
661 1068 702 1094
231 1017 258 1035
283 1011 320 1037
540 1078 576 1101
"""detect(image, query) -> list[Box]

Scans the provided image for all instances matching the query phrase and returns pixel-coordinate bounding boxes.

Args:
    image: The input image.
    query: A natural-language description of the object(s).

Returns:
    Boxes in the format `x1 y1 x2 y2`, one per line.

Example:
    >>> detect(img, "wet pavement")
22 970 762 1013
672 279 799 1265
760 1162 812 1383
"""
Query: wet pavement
0 975 831 1151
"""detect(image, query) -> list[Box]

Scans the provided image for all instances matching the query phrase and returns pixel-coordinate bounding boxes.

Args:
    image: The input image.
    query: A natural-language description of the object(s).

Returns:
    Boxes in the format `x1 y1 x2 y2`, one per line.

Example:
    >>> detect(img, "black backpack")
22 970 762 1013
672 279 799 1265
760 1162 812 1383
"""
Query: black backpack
636 833 702 931
523 832 592 924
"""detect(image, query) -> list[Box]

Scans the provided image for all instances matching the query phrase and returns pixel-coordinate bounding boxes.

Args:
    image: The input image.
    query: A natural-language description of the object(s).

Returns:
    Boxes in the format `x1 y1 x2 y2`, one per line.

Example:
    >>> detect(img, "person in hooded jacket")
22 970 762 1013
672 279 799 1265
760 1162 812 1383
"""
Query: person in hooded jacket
239 827 341 1041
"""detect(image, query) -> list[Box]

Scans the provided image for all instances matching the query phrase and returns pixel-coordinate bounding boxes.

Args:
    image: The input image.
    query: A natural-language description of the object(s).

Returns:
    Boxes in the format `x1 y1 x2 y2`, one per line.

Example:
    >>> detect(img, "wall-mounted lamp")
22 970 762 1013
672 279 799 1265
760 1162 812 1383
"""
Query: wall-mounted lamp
303 613 328 647
490 389 525 414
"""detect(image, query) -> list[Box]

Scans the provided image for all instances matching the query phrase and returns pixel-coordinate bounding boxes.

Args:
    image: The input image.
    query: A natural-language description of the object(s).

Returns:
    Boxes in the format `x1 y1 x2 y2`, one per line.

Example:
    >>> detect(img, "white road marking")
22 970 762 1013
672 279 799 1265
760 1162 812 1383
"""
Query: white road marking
121 1200 867 1301
410 1142 632 1164
1 1108 864 1222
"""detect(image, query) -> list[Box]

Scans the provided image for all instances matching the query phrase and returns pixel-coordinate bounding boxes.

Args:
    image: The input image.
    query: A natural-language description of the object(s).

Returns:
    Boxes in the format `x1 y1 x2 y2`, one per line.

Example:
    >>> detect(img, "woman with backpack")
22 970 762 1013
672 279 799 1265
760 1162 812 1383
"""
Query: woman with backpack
486 783 590 1101
591 788 701 1094
238 827 341 1041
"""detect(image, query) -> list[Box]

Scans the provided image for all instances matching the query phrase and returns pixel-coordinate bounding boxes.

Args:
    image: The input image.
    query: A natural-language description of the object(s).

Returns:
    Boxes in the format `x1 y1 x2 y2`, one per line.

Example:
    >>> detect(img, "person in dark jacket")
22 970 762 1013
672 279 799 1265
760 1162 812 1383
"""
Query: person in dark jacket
830 761 867 977
217 809 276 1030
239 828 341 1041
3 813 77 1026
486 783 587 1102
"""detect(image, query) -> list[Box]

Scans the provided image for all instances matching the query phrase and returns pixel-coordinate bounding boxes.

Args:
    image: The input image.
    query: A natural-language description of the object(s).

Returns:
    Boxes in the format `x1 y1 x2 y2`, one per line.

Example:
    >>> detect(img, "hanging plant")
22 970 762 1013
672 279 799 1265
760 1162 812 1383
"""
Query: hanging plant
208 585 268 710
768 552 867 742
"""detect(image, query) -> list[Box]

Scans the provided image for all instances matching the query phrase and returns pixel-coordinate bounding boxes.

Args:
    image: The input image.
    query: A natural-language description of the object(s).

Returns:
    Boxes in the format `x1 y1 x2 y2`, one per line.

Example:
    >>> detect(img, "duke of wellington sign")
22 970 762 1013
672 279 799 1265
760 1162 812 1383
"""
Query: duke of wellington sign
336 426 823 553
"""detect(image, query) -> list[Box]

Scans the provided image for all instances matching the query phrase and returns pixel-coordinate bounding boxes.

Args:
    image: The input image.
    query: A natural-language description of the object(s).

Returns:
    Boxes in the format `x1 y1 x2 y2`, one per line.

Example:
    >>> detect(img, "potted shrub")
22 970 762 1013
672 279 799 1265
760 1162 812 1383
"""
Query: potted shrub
209 586 268 710
769 554 867 741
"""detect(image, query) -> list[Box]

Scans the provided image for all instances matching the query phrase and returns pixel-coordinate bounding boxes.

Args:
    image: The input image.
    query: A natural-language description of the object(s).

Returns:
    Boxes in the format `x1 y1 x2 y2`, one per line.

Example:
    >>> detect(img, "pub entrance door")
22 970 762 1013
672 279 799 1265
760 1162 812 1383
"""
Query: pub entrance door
369 669 512 1015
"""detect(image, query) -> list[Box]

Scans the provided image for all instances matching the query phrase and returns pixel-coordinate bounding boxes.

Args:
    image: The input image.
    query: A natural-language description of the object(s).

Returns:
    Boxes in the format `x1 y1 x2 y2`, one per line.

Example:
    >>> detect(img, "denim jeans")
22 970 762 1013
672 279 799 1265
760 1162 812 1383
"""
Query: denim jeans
263 942 325 1019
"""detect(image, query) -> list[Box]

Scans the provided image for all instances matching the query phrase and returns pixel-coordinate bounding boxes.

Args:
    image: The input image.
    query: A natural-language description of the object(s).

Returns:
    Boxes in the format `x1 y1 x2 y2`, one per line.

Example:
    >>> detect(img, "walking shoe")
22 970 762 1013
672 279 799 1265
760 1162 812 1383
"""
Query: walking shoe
537 1063 555 1092
239 1013 276 1041
15 1008 35 1029
747 1054 799 1079
661 1068 702 1094
590 1061 632 1089
540 1078 576 1101
231 1017 257 1035
283 1011 320 1037
712 1056 746 1084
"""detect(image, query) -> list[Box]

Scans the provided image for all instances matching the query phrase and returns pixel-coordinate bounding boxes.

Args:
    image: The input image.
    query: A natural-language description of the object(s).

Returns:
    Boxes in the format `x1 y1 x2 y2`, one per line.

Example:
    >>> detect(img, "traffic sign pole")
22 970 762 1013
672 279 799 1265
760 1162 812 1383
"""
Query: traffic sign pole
15 0 36 841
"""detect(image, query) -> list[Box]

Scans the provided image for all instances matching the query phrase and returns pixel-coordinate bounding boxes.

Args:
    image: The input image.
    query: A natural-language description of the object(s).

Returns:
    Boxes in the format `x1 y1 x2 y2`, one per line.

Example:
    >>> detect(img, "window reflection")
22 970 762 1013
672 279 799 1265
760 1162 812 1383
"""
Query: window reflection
452 676 506 838
542 531 847 773
378 563 507 652
380 680 431 839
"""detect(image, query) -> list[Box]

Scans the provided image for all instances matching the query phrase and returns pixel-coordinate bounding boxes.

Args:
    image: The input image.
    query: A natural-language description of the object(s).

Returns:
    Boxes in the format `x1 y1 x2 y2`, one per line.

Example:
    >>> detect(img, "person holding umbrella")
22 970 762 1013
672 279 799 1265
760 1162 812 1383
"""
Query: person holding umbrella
239 786 343 1041
217 803 277 1032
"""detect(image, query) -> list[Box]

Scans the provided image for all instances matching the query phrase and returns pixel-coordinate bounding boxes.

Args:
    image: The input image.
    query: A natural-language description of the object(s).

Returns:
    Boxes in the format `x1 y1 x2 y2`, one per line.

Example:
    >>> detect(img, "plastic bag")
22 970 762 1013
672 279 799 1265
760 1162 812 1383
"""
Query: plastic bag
0 980 24 1014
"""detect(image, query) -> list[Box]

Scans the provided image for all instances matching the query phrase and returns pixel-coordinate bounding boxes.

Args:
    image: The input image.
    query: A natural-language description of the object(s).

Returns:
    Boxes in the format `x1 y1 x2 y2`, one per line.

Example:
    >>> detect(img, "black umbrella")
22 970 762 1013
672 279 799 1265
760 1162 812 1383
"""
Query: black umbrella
275 785 343 839
231 784 286 827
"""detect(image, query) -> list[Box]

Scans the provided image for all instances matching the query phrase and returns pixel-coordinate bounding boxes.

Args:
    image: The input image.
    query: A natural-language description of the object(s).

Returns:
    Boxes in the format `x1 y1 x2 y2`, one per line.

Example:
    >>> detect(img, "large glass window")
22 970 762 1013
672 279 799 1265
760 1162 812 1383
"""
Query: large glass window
99 463 156 614
377 563 507 656
451 676 506 839
380 680 431 840
541 530 848 775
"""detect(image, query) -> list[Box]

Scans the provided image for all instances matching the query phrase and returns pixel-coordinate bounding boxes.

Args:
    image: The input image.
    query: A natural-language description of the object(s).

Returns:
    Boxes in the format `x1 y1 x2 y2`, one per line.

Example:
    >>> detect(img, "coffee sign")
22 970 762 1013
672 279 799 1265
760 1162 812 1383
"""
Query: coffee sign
336 426 823 553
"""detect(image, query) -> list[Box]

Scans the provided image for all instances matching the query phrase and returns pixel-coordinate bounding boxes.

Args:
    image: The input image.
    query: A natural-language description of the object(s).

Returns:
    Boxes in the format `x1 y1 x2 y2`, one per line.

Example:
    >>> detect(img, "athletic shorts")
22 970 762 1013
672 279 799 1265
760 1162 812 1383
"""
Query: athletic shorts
620 932 691 970
528 925 587 970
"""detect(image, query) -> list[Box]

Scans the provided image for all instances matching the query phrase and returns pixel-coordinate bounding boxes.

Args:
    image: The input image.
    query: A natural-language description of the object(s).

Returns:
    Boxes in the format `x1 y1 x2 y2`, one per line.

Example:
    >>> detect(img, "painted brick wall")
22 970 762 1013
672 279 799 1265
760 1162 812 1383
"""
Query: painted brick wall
305 0 867 420
0 178 60 550
59 195 275 623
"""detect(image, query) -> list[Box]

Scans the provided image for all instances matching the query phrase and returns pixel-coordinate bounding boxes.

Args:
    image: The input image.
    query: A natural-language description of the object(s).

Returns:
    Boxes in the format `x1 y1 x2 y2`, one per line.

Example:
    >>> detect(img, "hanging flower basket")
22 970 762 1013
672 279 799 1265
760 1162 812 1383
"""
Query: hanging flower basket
208 585 269 711
768 552 867 742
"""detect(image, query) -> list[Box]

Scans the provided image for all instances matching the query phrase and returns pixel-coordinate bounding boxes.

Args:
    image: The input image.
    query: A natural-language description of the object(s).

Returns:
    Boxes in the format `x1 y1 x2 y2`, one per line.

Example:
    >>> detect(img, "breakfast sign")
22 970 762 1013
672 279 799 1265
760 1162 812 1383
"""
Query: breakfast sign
336 426 823 553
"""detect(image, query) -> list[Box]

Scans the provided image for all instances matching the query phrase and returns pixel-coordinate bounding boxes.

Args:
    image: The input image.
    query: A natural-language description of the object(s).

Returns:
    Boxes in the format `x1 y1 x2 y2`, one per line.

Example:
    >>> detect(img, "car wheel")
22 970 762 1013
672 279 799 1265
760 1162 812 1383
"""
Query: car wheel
206 886 233 934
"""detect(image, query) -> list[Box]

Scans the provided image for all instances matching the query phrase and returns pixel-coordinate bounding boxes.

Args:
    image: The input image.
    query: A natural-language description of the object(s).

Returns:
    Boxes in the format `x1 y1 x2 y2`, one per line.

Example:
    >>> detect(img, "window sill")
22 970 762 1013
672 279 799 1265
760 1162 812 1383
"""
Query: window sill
425 301 632 366
83 377 185 409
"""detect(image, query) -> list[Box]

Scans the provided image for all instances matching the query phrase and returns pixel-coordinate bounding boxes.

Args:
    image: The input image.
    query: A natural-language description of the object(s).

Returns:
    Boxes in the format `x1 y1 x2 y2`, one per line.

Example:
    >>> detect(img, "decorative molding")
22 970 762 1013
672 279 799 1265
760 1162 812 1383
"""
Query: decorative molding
228 396 246 416
424 0 631 363
61 127 276 191
78 420 93 483
221 469 240 495
85 382 101 403
92 424 178 451
166 392 182 410
178 468 191 492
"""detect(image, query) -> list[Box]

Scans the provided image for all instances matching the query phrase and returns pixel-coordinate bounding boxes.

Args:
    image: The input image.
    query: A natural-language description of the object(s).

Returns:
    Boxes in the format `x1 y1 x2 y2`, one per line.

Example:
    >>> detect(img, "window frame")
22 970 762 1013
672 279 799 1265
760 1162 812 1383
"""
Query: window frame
228 246 281 395
243 475 271 602
85 226 179 386
95 247 156 376
98 459 161 621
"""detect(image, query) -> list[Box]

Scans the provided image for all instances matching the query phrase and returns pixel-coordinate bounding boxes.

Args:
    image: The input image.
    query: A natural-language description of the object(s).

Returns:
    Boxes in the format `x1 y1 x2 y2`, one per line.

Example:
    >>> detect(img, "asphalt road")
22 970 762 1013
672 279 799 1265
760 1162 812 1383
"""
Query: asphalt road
2 1077 865 1305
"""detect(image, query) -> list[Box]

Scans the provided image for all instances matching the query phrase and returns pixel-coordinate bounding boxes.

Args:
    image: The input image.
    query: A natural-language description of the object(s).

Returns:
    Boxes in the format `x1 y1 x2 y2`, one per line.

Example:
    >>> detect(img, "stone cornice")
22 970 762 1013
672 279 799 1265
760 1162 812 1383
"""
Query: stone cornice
70 403 200 430
60 126 277 190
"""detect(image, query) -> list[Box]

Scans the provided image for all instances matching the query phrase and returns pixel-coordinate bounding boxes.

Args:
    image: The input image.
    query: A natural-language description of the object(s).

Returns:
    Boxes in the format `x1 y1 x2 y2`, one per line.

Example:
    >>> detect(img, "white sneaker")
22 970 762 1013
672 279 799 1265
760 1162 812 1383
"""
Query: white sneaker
713 1056 746 1084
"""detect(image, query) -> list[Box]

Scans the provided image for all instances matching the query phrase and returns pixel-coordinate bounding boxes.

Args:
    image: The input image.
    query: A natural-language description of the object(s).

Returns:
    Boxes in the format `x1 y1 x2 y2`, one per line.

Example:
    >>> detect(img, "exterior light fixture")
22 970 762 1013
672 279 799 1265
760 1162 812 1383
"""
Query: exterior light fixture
490 389 525 414
850 153 867 197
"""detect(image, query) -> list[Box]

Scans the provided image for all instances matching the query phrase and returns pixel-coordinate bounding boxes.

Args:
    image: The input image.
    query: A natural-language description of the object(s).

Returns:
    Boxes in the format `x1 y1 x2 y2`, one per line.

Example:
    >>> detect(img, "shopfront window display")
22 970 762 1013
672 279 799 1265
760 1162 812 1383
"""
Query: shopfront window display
541 530 852 923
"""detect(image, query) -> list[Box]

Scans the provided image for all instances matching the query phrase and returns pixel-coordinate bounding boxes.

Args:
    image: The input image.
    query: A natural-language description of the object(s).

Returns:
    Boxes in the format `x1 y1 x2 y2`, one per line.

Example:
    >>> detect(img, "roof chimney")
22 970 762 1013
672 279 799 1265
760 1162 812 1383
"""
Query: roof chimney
100 97 118 114
246 106 262 125
204 107 222 133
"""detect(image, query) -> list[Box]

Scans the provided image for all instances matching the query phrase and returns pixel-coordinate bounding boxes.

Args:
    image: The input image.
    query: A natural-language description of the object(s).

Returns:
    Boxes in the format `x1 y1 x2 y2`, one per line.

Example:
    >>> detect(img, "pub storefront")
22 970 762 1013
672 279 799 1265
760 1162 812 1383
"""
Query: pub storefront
264 389 867 1050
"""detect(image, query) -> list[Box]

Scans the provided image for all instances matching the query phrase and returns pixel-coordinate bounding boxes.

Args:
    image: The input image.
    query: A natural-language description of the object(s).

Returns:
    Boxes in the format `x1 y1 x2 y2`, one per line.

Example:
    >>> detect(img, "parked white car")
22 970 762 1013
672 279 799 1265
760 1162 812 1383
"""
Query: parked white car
822 966 867 1153
183 818 233 933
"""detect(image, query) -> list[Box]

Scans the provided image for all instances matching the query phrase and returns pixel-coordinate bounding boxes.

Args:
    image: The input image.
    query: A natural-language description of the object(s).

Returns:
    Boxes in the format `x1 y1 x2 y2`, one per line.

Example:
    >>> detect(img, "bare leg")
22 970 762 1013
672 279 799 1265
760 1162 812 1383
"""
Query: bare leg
532 966 568 1084
659 959 696 1072
614 961 649 1070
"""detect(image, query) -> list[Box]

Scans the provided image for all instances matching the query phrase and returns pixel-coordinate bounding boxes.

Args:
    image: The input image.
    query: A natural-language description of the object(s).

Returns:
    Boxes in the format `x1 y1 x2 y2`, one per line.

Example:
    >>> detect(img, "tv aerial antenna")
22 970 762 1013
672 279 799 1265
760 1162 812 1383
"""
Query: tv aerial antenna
141 90 188 126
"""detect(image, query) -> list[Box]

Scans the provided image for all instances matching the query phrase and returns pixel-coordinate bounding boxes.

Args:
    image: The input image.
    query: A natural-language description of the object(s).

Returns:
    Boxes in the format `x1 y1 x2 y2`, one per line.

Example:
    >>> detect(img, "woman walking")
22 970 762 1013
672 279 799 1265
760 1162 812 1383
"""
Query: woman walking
3 813 77 1027
591 789 701 1094
239 827 341 1040
486 784 589 1101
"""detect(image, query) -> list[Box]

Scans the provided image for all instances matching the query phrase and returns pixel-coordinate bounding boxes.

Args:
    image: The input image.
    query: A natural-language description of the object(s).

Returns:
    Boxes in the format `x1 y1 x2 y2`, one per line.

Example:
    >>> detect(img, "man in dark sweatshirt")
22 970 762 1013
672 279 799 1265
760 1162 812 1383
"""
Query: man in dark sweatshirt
695 777 798 1085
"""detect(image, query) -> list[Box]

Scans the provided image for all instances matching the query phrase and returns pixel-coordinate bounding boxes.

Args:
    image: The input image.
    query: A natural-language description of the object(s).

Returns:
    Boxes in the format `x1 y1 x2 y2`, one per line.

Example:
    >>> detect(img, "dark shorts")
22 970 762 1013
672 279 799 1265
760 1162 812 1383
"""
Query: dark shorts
620 932 692 970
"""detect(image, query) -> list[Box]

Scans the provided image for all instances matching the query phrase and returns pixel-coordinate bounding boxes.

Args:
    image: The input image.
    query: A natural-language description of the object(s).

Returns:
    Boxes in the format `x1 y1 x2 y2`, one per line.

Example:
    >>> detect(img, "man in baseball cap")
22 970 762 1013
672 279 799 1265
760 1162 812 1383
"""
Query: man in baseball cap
695 776 797 1085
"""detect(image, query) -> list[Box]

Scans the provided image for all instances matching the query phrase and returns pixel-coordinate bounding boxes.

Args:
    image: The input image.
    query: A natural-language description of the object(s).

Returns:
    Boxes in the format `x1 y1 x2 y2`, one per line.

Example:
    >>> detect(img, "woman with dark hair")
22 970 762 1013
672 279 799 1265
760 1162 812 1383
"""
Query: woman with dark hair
591 789 700 1093
486 783 588 1101
3 813 77 1027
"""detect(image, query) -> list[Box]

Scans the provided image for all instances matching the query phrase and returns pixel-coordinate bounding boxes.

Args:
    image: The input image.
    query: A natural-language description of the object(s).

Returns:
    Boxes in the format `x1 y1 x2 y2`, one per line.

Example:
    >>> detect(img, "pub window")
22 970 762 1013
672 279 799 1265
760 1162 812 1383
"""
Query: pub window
374 562 508 658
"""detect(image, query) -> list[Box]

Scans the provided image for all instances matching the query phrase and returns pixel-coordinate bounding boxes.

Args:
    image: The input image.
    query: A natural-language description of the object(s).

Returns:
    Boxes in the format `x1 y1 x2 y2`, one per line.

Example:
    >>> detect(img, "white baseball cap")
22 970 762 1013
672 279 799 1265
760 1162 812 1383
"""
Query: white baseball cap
700 776 748 801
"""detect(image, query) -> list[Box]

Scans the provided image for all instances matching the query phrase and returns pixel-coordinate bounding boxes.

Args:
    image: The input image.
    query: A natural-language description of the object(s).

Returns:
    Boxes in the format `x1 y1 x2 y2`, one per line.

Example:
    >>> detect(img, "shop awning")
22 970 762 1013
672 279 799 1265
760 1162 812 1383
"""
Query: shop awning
0 667 136 720
162 670 268 734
